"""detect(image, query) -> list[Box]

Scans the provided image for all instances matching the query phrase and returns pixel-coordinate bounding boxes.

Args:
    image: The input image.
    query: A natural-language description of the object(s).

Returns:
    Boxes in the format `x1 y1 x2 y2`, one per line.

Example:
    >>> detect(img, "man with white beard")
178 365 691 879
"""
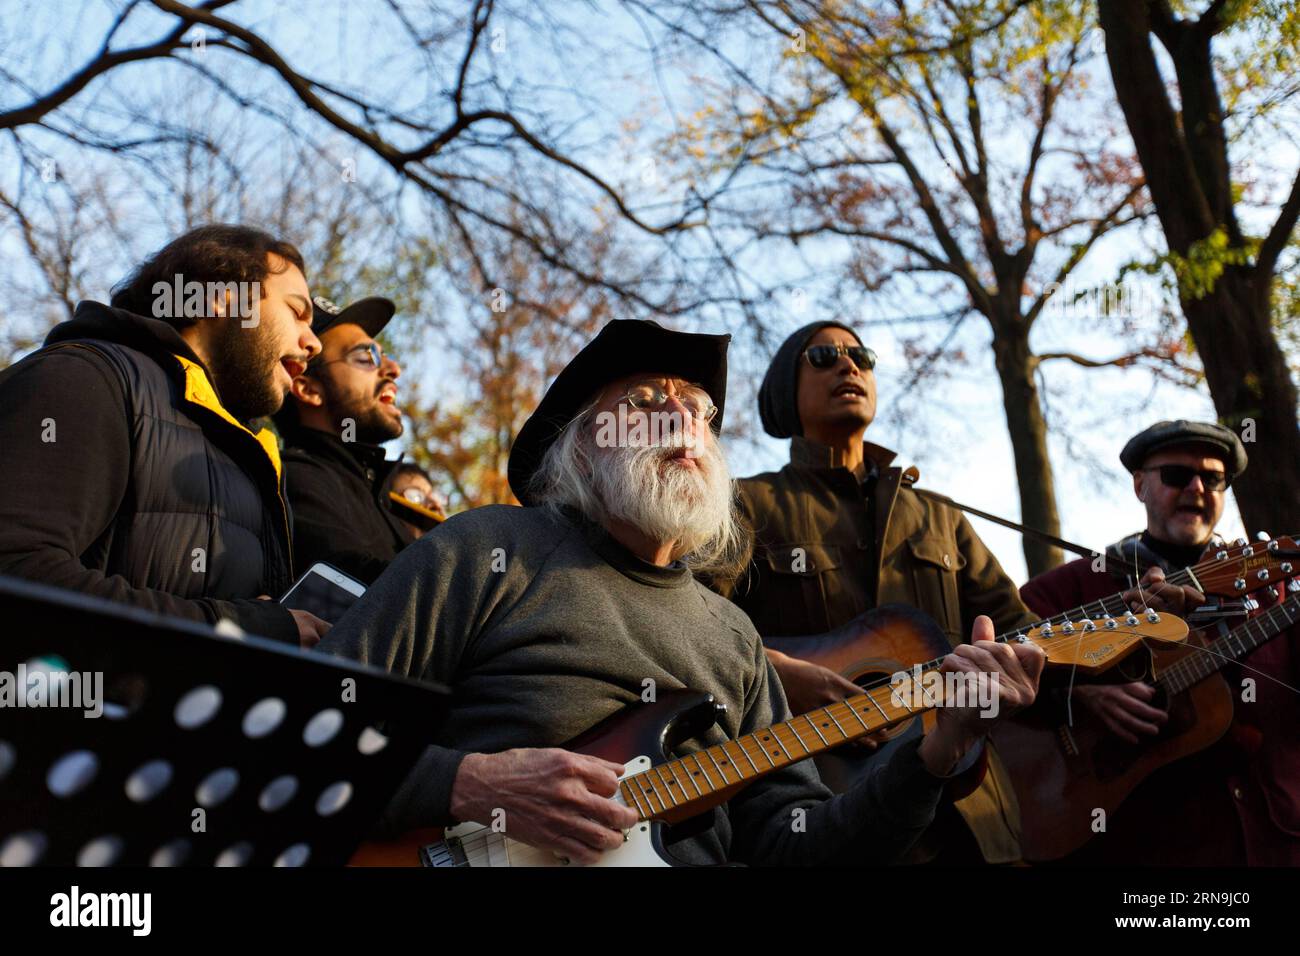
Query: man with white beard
318 320 1044 865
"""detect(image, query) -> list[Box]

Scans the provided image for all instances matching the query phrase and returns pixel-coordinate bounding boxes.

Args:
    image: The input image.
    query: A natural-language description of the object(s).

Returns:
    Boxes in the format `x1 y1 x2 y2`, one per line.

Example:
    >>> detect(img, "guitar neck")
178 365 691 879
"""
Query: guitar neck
616 606 1184 821
1158 593 1300 695
618 674 931 822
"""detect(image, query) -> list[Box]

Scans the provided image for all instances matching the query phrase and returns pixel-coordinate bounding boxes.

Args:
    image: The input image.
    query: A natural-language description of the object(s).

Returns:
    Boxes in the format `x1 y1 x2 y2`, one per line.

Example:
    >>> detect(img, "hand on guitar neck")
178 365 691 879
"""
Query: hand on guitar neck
1121 565 1205 619
917 615 1047 775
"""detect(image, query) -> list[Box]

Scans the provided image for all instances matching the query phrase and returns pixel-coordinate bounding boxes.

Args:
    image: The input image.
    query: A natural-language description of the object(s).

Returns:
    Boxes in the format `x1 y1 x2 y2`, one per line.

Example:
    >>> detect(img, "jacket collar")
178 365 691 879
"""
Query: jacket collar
51 300 213 377
789 435 898 481
280 424 395 480
174 355 282 480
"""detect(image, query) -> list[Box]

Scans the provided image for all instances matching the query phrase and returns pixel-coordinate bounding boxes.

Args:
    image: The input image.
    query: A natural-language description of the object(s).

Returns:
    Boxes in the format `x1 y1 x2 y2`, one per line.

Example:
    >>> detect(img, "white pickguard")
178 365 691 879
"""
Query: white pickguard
434 755 669 867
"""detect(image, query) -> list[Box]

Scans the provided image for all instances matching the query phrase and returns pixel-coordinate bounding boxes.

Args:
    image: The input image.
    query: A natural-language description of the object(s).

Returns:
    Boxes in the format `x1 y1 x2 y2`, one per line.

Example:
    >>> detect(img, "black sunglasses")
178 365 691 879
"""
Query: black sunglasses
804 343 877 371
1143 464 1229 492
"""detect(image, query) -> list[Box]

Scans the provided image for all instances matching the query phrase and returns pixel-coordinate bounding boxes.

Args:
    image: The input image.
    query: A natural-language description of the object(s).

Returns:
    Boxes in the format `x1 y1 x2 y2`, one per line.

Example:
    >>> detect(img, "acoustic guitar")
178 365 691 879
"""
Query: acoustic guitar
349 607 1187 866
993 585 1300 861
763 535 1300 793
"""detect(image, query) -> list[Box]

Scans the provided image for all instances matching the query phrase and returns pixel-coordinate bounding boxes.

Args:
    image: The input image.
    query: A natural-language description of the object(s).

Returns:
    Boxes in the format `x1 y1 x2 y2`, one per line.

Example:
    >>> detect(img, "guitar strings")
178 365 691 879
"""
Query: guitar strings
438 543 1294 864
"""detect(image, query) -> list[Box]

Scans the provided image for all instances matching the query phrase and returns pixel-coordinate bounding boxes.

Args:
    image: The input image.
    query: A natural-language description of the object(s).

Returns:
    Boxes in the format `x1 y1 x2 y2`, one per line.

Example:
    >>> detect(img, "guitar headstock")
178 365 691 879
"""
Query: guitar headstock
1196 534 1299 597
1016 611 1189 675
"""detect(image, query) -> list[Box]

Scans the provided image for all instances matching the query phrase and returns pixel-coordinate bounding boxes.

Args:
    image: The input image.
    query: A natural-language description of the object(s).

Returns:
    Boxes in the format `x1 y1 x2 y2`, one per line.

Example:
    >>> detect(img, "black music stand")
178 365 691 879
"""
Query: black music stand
0 574 449 866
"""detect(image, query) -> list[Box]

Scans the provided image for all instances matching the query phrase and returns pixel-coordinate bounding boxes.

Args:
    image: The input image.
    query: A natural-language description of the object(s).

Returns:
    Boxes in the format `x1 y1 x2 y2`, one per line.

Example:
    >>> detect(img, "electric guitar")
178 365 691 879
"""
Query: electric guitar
349 607 1187 866
763 535 1300 793
994 583 1300 861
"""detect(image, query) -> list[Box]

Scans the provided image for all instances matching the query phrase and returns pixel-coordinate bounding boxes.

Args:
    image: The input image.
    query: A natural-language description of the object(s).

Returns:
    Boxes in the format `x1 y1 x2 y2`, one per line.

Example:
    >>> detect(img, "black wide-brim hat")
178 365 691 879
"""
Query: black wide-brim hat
310 295 396 339
507 319 731 506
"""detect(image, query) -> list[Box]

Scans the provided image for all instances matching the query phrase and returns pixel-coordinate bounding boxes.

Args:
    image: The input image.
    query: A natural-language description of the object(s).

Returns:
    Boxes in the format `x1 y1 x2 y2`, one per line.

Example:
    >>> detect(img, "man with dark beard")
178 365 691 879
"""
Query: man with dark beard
273 294 414 584
0 224 329 647
318 319 1044 866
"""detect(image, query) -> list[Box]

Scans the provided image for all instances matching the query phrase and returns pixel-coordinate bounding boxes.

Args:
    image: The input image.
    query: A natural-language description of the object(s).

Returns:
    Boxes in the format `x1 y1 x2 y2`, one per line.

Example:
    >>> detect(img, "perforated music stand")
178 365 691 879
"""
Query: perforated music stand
0 574 449 867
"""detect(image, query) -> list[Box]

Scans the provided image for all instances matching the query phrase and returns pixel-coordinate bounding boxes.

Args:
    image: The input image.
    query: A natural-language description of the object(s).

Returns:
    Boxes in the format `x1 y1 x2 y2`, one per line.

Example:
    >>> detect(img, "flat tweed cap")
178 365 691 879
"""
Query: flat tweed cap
1119 419 1248 478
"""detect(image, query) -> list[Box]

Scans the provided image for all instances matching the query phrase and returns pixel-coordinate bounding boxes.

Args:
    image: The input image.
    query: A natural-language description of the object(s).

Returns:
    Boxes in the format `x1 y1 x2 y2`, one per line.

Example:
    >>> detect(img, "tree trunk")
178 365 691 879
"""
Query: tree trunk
991 317 1064 576
1180 269 1300 535
1099 0 1300 536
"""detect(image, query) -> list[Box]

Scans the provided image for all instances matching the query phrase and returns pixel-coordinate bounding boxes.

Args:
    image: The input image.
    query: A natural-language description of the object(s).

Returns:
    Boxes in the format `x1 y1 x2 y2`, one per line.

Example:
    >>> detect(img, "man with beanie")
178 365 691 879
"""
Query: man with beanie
1018 420 1300 865
274 294 414 585
318 319 1045 866
720 321 1040 864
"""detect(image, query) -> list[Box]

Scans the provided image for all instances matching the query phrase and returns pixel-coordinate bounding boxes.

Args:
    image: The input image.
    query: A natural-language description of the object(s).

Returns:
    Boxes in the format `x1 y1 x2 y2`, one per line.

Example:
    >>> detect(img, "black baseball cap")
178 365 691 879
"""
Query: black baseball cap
310 294 396 339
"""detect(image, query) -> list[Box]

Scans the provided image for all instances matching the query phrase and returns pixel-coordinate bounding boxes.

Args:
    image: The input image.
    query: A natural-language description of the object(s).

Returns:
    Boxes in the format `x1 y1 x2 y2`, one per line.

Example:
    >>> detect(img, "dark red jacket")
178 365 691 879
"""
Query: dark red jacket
1021 549 1300 865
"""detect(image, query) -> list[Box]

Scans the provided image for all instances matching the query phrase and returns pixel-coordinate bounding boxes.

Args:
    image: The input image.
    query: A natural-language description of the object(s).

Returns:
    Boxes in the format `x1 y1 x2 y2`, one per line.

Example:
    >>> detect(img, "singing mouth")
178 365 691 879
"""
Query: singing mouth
377 383 398 405
832 382 866 399
280 356 307 378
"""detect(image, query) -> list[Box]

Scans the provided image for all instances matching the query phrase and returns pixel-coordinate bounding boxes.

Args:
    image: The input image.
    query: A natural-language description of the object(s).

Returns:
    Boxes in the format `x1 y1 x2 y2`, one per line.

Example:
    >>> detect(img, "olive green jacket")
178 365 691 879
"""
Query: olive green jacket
727 438 1035 647
722 437 1039 863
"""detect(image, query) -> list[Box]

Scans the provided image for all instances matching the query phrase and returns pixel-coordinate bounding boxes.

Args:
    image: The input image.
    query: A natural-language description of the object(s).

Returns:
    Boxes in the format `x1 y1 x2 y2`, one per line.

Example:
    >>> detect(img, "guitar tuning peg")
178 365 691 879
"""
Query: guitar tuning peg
1234 538 1248 547
1255 531 1272 541
1288 579 1300 594
1244 598 1261 612
1264 587 1280 602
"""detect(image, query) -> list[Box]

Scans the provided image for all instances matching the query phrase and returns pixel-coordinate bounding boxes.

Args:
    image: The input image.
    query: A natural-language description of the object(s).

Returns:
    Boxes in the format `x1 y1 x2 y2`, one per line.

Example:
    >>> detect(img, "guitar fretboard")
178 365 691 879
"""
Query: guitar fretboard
1157 593 1300 695
618 676 923 821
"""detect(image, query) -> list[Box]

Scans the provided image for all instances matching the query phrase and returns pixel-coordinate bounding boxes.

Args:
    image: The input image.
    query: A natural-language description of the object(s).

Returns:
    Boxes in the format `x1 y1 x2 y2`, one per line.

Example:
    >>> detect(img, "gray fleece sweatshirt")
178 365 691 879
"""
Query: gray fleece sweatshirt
317 504 948 865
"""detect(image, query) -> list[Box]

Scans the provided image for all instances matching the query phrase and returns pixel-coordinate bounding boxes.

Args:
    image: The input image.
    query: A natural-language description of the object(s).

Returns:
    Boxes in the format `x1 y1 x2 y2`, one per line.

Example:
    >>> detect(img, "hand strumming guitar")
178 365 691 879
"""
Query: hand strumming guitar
449 749 640 865
1075 682 1169 744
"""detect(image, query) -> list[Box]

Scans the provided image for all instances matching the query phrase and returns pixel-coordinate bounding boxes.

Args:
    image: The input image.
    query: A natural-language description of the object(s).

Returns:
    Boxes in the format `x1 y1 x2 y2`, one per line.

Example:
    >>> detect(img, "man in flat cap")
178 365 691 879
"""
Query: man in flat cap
1018 419 1300 865
274 294 416 585
317 319 1043 866
716 320 1040 864
1020 418 1246 648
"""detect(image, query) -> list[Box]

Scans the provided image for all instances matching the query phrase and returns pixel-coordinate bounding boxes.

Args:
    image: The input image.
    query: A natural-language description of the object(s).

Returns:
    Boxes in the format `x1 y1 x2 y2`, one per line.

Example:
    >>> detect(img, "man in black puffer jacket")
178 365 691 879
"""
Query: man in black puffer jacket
0 224 330 647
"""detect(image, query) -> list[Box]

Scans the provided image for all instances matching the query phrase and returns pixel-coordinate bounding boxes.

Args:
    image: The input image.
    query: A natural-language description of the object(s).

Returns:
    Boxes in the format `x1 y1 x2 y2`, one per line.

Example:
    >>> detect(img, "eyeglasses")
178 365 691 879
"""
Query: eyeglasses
402 487 445 511
804 343 877 371
619 382 718 424
313 342 391 372
1143 464 1230 492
